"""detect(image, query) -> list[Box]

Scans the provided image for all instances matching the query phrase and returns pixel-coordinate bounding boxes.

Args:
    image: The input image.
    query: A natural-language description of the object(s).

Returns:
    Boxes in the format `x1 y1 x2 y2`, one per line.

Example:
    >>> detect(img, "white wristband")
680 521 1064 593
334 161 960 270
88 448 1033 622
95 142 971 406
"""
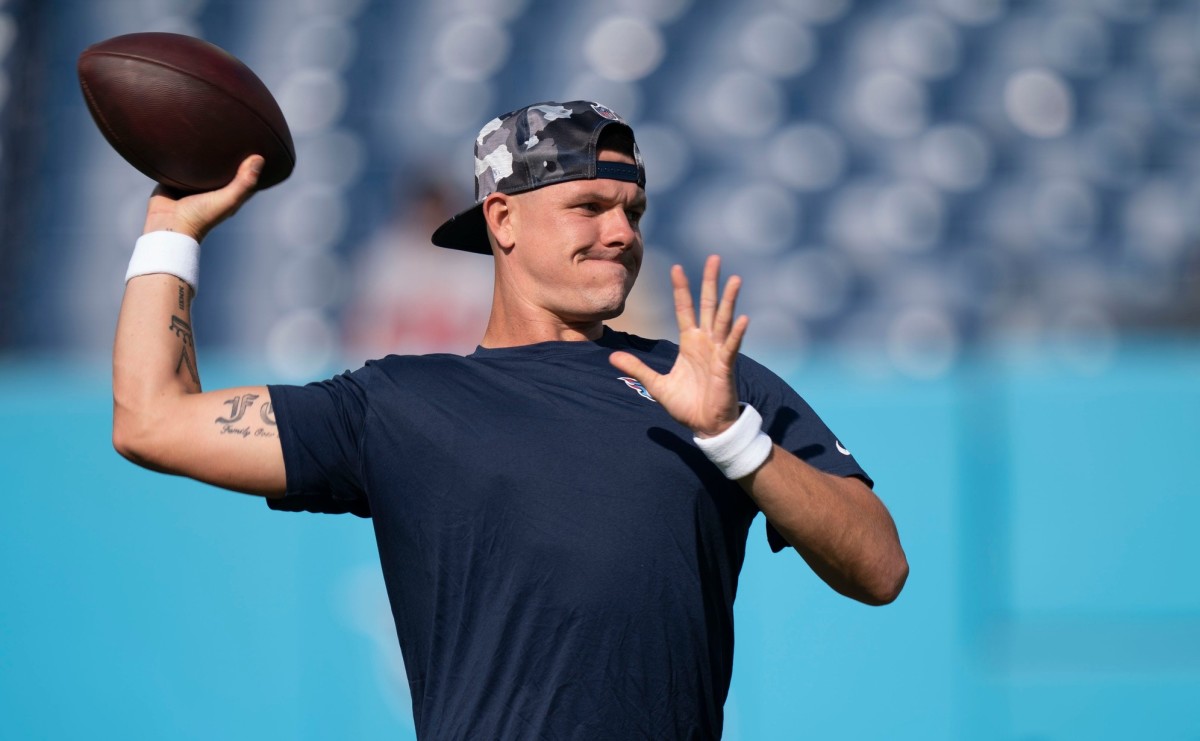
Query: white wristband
125 231 201 296
693 402 773 480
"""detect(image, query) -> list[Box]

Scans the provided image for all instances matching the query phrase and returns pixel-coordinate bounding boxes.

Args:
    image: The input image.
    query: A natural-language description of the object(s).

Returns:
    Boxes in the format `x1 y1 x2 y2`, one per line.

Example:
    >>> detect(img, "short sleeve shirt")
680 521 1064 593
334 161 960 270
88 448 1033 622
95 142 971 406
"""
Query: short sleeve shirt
267 328 870 740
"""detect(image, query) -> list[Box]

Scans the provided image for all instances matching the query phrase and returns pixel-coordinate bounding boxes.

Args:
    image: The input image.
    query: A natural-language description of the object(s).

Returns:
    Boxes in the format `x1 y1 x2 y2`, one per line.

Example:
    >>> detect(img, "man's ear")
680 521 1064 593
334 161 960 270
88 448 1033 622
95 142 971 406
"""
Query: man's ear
481 193 515 250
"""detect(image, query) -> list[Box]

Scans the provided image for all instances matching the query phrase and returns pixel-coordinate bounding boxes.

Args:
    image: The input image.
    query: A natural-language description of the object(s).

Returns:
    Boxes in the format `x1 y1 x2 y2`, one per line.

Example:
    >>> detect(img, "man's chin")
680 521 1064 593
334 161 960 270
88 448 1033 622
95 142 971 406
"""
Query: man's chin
596 303 626 321
564 299 626 324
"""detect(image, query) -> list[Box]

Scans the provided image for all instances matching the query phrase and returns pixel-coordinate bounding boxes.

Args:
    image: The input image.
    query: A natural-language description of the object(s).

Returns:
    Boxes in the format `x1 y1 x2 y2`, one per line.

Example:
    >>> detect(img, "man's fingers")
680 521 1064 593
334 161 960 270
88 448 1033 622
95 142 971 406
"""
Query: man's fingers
609 351 662 392
239 154 264 185
671 264 697 332
723 315 750 360
673 256 743 340
698 255 720 332
141 155 264 240
199 155 264 224
222 155 264 203
714 274 741 342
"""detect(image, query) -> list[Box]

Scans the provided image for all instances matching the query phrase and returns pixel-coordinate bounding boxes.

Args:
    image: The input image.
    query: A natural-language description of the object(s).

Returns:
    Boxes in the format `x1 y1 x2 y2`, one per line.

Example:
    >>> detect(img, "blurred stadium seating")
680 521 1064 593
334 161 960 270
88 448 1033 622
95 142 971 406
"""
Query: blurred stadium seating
1 0 1198 372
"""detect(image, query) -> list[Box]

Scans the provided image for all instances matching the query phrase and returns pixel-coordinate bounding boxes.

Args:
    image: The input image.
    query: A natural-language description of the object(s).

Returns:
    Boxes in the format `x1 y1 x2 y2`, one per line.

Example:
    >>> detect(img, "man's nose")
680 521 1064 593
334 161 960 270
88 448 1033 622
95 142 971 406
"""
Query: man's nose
602 208 637 247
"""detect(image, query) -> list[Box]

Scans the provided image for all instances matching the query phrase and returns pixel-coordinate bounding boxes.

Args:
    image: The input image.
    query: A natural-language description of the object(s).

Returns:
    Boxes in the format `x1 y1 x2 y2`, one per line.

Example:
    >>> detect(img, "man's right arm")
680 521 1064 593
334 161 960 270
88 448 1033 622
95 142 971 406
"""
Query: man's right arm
111 155 286 498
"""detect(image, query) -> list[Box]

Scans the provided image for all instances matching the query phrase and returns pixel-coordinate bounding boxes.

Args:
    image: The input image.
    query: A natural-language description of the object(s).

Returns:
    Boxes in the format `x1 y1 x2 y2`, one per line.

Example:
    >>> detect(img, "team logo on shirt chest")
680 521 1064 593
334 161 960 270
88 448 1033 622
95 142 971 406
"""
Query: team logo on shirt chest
617 376 656 402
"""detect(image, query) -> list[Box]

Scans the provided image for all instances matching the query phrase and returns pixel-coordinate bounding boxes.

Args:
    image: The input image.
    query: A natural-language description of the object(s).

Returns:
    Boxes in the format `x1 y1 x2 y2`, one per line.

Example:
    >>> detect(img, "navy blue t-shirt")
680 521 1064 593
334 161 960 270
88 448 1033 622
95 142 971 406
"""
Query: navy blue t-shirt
267 328 869 740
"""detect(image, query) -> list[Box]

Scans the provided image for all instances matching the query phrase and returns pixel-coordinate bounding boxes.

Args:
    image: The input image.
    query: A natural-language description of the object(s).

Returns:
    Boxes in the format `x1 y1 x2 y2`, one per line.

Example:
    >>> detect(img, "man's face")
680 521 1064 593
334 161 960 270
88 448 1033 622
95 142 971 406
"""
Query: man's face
498 150 646 324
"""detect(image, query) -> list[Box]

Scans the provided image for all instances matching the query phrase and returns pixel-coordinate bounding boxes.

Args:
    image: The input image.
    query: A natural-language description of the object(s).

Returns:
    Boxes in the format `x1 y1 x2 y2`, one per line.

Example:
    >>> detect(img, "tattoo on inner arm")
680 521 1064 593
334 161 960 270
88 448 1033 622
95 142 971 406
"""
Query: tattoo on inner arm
169 315 200 387
216 393 259 424
177 284 186 311
215 395 277 440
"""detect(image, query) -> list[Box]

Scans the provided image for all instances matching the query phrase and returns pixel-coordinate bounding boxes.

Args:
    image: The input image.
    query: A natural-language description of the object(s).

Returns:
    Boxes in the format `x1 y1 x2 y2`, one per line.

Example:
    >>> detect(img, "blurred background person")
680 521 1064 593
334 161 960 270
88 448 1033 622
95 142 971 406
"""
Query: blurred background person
341 175 494 358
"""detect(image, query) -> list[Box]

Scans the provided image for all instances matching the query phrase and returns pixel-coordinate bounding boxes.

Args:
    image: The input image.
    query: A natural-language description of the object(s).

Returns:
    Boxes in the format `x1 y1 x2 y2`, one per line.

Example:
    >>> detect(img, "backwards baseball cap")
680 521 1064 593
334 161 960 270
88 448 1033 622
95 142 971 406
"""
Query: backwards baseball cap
431 100 646 255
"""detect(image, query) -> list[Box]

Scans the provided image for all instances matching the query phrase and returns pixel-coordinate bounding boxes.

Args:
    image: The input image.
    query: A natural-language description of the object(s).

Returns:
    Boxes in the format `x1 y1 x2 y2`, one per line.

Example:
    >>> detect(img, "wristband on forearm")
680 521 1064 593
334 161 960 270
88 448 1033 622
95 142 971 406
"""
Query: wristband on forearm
693 402 773 480
125 231 201 296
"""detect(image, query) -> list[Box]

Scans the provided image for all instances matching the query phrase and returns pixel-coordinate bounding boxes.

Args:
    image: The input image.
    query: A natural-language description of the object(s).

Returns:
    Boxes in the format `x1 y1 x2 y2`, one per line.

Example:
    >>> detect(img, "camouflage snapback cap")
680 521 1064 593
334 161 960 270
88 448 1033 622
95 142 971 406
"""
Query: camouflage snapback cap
431 100 646 254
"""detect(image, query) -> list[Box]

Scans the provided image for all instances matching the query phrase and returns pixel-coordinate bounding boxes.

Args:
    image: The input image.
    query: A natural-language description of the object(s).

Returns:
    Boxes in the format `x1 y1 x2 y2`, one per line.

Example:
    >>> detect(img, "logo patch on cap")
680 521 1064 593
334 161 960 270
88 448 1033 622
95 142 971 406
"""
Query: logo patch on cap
591 103 623 122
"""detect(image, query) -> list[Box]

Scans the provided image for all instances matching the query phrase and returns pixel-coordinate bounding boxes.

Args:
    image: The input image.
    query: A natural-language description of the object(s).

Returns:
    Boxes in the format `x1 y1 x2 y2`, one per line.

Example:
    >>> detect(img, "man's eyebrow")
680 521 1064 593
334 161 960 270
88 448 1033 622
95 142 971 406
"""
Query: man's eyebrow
567 188 647 209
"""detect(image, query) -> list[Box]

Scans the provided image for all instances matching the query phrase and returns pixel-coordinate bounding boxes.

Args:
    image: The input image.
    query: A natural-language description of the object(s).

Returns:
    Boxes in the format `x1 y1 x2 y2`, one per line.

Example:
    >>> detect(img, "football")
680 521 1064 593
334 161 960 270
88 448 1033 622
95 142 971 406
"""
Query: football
77 32 295 192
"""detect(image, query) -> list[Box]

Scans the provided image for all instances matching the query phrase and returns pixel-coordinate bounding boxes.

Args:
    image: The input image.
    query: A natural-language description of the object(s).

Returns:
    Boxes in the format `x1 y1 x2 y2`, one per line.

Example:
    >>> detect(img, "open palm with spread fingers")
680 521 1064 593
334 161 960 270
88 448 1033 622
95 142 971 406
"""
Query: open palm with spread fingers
610 255 749 438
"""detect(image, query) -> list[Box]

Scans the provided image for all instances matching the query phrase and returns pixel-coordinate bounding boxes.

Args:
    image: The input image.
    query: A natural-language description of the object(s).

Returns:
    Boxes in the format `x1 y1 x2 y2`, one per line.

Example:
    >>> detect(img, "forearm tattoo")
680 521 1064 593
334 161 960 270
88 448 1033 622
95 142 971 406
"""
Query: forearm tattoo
215 394 277 440
169 314 200 388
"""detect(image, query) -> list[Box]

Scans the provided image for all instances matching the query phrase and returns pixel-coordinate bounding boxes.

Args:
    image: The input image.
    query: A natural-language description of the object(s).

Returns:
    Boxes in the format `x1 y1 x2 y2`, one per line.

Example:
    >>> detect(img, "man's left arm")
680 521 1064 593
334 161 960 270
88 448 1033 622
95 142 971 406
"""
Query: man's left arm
610 254 907 606
740 446 907 605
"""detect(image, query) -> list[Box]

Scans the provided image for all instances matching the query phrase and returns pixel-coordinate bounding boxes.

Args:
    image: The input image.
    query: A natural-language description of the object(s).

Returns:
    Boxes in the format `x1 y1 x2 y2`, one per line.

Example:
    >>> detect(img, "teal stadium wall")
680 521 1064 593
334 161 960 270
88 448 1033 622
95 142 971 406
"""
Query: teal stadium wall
2 344 1198 740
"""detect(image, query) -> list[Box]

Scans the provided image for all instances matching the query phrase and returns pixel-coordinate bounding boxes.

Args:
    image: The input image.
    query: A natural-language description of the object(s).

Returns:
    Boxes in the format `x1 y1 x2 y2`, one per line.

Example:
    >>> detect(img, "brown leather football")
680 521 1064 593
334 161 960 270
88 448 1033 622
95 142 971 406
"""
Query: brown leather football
77 32 295 192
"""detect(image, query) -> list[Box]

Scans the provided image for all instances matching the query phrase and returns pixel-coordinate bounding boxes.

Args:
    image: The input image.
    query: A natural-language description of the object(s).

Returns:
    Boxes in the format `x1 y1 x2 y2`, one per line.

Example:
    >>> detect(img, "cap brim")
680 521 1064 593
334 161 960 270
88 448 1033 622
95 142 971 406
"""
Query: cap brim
431 202 491 255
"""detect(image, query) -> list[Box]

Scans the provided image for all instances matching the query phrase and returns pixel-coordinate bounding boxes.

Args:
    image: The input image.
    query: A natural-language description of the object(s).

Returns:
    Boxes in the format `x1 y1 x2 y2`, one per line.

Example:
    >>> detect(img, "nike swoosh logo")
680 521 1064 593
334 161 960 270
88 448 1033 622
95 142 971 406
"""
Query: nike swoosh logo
835 440 851 456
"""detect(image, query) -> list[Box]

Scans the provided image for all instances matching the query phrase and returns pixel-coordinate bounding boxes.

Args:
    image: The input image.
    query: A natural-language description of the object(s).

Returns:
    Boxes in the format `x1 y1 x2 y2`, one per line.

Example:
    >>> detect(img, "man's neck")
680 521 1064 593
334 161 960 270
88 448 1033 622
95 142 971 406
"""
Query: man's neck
479 313 605 348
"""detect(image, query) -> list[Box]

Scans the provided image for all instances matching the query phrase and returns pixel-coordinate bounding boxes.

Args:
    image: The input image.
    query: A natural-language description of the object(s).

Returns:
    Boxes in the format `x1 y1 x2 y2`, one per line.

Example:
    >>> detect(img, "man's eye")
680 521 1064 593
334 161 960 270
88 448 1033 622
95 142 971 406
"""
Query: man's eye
627 210 644 224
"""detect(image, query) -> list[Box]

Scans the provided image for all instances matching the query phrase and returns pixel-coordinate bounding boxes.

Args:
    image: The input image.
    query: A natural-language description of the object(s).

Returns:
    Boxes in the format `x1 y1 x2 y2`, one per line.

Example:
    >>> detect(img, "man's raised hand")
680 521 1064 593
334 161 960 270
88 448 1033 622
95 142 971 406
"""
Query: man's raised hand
609 255 749 438
143 154 263 241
